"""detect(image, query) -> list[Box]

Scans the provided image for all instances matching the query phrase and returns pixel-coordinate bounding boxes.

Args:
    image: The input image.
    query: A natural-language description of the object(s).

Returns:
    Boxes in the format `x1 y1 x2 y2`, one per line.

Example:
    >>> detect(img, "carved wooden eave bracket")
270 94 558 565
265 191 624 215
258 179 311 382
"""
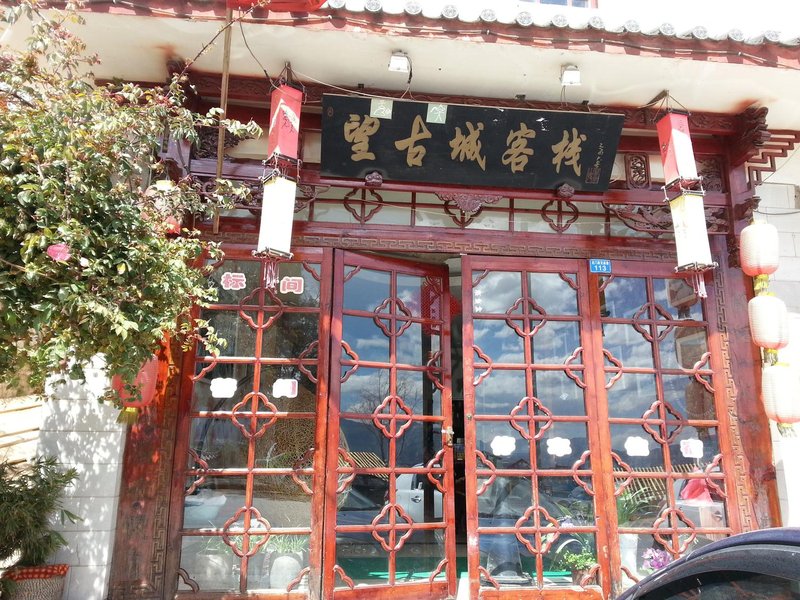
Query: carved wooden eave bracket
745 130 800 189
726 106 800 190
729 107 771 168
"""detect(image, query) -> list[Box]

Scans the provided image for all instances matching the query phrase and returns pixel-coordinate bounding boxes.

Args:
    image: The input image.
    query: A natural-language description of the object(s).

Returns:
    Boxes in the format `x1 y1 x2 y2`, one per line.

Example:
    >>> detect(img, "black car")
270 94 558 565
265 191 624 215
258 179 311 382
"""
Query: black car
617 527 800 599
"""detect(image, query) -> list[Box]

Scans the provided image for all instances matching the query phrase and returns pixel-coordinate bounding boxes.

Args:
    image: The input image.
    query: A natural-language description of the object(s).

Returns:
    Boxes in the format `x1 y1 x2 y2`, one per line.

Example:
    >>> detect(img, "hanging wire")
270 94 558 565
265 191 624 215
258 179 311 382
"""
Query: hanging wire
239 17 276 91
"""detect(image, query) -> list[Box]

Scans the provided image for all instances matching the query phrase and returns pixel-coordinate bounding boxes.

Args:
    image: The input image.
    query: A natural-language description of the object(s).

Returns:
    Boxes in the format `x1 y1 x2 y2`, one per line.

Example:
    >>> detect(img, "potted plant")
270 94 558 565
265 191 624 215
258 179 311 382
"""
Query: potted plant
188 536 235 591
263 535 308 591
0 456 79 599
616 488 654 575
559 549 597 585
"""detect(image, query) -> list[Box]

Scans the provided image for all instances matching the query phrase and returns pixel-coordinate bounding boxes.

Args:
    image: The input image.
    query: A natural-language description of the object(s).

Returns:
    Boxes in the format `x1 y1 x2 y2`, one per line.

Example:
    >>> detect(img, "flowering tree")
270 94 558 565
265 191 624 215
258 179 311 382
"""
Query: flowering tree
0 2 261 400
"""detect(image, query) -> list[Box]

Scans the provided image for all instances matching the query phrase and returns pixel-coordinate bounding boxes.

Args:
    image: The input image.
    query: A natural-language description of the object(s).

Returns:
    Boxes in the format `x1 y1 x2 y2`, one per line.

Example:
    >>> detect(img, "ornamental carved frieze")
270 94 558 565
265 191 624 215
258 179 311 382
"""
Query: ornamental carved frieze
603 203 673 238
296 184 329 212
624 153 651 189
196 176 263 206
193 126 245 159
697 158 724 192
435 192 501 214
604 202 730 236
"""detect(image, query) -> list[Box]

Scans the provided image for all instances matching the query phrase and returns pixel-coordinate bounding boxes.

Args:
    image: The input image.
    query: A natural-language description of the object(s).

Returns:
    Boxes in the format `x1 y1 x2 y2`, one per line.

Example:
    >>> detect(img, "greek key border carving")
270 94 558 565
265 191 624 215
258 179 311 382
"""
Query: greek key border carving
712 264 756 531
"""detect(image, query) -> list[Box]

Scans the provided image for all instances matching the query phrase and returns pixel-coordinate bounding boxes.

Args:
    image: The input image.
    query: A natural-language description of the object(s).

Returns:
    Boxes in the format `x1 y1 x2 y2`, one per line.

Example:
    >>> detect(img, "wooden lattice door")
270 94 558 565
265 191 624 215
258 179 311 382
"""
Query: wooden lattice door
460 256 738 599
322 251 457 599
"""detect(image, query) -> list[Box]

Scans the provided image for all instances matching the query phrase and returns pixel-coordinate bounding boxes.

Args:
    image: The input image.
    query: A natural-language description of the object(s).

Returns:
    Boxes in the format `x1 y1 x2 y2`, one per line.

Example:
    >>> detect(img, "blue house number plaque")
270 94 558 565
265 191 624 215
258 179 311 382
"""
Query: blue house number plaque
589 258 612 274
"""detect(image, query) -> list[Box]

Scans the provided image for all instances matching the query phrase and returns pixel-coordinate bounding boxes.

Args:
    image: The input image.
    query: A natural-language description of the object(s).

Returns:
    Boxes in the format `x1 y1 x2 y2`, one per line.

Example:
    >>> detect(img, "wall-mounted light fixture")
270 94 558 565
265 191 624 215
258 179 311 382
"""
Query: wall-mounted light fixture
388 51 411 73
560 64 581 86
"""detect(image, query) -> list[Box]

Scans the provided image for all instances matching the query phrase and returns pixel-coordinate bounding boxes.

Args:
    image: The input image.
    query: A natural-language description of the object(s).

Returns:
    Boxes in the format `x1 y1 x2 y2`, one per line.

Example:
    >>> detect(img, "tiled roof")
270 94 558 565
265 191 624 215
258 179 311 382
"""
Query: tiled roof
322 0 800 47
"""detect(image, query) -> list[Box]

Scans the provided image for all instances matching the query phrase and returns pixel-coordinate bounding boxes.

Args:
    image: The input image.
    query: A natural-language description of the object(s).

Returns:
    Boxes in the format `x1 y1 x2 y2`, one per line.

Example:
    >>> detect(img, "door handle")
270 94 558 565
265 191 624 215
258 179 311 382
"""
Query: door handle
411 496 422 503
442 426 454 447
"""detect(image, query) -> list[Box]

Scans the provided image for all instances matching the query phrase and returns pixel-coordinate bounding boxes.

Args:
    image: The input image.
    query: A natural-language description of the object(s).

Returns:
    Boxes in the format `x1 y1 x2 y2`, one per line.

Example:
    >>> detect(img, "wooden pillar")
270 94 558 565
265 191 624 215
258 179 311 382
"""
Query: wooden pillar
716 161 781 529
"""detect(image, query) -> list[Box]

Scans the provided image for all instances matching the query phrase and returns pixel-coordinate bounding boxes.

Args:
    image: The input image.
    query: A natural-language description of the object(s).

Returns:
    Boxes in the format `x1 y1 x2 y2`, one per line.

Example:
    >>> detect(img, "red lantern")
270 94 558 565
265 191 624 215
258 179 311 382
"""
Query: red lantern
112 356 159 410
740 221 779 277
748 294 790 350
226 0 326 10
266 84 303 160
656 111 699 187
762 363 800 423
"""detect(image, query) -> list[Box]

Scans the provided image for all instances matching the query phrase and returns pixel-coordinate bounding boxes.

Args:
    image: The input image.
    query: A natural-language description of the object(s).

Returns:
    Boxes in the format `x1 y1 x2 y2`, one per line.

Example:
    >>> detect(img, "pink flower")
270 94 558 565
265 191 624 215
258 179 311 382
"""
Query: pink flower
46 243 71 262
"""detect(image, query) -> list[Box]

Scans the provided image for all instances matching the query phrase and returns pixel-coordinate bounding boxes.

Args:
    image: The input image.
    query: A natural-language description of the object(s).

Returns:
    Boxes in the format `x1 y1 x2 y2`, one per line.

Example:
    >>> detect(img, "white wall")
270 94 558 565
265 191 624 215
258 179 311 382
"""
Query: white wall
39 357 126 600
755 182 800 527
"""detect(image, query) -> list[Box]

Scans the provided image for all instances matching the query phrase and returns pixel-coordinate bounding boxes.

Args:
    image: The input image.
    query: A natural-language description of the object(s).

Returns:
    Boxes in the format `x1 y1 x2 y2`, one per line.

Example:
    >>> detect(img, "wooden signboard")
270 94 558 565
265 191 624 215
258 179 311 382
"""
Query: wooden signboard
321 94 624 192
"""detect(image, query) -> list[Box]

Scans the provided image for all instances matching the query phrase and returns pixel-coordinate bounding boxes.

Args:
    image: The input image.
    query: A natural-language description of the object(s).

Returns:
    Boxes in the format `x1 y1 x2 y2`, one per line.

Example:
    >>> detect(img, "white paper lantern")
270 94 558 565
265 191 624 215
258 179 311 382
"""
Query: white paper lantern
748 294 789 350
740 222 779 277
762 363 800 423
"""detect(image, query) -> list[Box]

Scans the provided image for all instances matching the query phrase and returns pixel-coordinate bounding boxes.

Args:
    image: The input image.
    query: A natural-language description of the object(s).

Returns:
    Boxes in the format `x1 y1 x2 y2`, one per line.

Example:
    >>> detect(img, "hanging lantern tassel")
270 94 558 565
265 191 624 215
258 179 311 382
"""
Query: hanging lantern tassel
668 191 717 298
748 294 790 350
762 363 800 424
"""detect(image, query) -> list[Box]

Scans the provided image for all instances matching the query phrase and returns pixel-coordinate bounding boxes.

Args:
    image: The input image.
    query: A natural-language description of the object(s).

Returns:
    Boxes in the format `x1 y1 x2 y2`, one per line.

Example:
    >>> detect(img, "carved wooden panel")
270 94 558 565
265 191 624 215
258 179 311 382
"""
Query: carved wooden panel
108 342 183 599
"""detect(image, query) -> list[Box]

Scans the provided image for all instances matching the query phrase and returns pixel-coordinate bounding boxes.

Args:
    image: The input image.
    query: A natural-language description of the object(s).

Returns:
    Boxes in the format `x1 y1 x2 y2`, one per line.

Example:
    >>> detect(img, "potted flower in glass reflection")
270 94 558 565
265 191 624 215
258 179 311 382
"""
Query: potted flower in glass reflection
641 548 672 573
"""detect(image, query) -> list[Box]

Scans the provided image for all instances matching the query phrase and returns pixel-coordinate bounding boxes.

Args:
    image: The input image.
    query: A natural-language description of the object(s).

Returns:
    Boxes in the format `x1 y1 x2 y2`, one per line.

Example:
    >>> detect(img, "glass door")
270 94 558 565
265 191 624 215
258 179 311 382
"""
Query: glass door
461 256 608 599
589 262 737 596
174 247 331 597
323 251 457 599
460 256 738 599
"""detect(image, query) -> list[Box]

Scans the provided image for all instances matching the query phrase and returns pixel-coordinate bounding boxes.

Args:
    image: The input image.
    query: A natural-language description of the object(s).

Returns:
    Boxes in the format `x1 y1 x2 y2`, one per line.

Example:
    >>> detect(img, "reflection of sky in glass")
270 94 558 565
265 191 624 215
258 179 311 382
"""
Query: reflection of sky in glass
344 268 390 312
339 418 440 468
531 320 580 364
473 271 521 314
603 323 654 369
343 316 389 363
396 369 441 416
606 373 657 419
397 274 424 317
533 370 586 416
474 369 526 414
473 319 524 363
528 272 578 315
601 277 647 319
340 367 389 414
396 323 441 366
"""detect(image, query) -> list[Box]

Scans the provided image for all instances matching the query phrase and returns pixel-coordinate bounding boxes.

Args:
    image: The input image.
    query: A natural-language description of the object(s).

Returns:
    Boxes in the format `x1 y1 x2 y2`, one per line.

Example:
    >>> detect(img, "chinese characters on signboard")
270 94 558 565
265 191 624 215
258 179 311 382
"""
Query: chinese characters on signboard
321 95 624 192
